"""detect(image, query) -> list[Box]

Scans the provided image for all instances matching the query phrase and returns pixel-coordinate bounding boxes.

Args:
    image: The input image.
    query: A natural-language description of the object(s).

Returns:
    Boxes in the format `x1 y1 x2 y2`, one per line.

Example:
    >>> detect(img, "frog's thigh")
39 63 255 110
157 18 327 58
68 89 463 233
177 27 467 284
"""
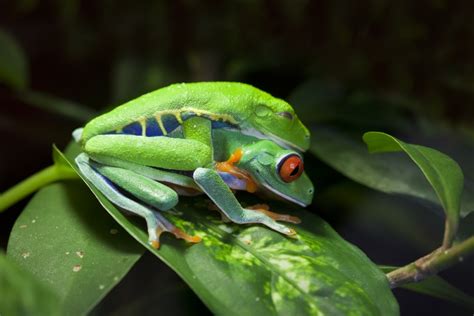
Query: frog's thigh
85 134 212 170
192 167 295 236
88 155 199 190
93 163 178 211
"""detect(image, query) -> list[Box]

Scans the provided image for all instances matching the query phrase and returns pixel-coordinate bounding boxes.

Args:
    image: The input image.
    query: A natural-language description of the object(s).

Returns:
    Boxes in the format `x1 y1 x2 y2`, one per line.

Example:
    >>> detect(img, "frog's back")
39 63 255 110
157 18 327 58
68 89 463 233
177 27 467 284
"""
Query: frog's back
81 82 268 144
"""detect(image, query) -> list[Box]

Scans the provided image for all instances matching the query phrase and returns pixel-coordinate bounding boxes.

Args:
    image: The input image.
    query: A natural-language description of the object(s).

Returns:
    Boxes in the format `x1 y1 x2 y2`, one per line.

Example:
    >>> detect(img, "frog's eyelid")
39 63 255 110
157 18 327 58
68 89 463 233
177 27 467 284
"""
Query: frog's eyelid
277 111 294 120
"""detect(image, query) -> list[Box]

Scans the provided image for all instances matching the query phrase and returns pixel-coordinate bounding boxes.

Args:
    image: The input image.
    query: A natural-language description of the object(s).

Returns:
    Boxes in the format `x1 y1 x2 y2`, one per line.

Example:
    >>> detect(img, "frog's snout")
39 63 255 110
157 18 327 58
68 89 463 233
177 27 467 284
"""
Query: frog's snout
301 186 314 207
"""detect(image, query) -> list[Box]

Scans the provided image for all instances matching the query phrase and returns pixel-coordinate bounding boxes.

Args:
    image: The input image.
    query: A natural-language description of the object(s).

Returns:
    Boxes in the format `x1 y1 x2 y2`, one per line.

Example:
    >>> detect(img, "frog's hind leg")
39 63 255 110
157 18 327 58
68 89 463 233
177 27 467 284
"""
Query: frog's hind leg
75 153 201 248
193 167 297 237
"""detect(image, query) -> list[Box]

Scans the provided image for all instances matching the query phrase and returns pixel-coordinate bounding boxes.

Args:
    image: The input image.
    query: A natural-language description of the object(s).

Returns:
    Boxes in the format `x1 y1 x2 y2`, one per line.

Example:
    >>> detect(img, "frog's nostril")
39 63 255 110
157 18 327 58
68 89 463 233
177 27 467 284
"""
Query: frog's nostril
308 188 314 194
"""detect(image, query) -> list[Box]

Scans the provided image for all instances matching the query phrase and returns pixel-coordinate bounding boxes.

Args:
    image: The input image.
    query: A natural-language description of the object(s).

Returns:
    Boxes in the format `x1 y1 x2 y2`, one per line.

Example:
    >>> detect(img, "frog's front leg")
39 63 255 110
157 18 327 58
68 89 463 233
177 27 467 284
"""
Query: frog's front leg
75 154 201 248
246 204 301 224
193 167 296 236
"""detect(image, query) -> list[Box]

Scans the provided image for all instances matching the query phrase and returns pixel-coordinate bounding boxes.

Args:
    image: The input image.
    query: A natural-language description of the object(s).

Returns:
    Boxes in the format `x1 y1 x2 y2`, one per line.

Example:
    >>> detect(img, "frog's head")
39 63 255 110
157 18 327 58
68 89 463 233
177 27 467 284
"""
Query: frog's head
206 82 310 152
238 140 314 207
243 96 310 152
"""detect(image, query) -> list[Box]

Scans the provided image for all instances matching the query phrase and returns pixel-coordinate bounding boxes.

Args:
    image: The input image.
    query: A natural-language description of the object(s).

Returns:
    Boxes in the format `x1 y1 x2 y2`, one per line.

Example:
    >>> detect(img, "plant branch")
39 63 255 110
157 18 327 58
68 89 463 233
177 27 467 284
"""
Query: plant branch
388 236 474 288
0 164 79 212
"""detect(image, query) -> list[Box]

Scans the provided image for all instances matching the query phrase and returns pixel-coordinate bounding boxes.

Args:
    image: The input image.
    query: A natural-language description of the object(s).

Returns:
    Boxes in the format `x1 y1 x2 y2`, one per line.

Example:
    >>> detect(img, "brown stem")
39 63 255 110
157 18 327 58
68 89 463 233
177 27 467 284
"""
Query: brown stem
387 237 474 288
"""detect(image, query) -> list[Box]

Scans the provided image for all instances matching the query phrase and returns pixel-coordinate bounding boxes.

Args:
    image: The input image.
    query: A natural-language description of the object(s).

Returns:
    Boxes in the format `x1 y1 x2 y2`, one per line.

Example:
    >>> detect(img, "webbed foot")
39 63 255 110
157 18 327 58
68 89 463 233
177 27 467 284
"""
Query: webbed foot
148 212 201 249
246 204 301 224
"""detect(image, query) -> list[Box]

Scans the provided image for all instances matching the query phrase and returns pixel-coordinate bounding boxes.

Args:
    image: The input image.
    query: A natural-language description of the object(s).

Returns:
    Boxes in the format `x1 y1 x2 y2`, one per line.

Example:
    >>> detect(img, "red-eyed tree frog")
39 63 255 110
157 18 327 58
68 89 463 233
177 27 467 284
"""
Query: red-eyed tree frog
73 82 313 248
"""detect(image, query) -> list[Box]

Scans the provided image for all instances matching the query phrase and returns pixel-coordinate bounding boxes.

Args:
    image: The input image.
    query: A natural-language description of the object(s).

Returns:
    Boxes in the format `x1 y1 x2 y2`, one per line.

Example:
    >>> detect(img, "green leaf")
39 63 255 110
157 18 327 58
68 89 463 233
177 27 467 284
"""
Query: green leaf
309 126 473 217
0 252 60 316
7 180 144 314
363 131 464 245
0 29 28 90
379 266 474 311
55 144 399 315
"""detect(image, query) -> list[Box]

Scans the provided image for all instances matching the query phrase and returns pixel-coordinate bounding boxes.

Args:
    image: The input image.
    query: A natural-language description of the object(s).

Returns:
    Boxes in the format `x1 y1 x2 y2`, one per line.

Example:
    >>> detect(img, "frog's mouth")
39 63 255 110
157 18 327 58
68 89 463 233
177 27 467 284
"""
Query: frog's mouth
239 128 305 152
259 181 308 207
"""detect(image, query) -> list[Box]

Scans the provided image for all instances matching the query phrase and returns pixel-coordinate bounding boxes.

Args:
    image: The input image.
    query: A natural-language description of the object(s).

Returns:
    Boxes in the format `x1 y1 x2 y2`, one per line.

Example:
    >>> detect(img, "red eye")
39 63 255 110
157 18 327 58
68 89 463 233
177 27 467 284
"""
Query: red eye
278 155 304 182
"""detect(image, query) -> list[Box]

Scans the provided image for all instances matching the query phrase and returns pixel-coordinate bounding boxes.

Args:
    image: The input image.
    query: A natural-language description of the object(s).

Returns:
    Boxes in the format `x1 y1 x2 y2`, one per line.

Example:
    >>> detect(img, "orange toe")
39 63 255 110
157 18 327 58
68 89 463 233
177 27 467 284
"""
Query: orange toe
247 204 301 224
172 227 202 244
151 240 160 249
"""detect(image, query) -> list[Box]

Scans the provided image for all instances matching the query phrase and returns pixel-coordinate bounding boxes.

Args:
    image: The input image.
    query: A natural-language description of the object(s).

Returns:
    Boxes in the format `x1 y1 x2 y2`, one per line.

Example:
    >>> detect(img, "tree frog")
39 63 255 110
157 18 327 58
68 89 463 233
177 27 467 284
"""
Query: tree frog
73 82 313 247
75 128 314 248
78 81 311 157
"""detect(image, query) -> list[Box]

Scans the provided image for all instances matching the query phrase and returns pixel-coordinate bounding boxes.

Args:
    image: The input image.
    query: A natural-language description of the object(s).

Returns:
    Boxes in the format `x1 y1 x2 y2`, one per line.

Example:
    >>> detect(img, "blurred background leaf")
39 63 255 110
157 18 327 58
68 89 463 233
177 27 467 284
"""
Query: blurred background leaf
18 91 97 122
0 29 28 90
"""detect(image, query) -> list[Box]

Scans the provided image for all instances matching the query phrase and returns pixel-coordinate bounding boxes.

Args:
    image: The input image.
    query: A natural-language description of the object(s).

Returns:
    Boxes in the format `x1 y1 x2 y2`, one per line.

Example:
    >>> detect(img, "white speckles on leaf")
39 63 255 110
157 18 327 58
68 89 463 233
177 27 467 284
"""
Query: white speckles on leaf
99 284 105 290
21 252 30 259
31 219 36 224
72 264 82 272
19 224 27 229
76 251 84 258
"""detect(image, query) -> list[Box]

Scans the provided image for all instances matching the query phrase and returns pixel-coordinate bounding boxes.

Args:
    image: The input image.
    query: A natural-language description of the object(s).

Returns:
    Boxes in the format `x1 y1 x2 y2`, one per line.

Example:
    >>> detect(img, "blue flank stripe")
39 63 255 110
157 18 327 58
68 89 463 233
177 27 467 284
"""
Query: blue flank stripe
145 117 161 136
121 121 142 135
116 113 236 137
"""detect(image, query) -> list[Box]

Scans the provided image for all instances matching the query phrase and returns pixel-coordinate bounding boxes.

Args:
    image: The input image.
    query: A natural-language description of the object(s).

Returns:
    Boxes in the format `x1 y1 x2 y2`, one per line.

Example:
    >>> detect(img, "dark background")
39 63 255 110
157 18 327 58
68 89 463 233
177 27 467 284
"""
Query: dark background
1 1 473 315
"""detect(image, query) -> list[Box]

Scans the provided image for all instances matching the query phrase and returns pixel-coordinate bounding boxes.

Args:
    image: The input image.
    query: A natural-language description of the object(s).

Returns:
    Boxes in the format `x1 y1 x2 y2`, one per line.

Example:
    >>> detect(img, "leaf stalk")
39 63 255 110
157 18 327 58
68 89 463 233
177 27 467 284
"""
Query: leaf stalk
0 165 78 213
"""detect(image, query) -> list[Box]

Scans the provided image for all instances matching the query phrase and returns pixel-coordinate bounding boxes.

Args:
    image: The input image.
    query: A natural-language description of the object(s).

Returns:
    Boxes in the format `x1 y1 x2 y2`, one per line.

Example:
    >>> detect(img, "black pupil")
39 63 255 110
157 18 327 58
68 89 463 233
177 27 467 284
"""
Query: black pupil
289 164 299 176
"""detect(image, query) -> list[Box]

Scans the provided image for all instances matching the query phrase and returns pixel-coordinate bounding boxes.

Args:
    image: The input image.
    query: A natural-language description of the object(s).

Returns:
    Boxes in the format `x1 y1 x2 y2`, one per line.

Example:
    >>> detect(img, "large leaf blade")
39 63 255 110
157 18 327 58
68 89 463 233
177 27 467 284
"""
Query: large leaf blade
7 181 144 315
57 144 399 315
